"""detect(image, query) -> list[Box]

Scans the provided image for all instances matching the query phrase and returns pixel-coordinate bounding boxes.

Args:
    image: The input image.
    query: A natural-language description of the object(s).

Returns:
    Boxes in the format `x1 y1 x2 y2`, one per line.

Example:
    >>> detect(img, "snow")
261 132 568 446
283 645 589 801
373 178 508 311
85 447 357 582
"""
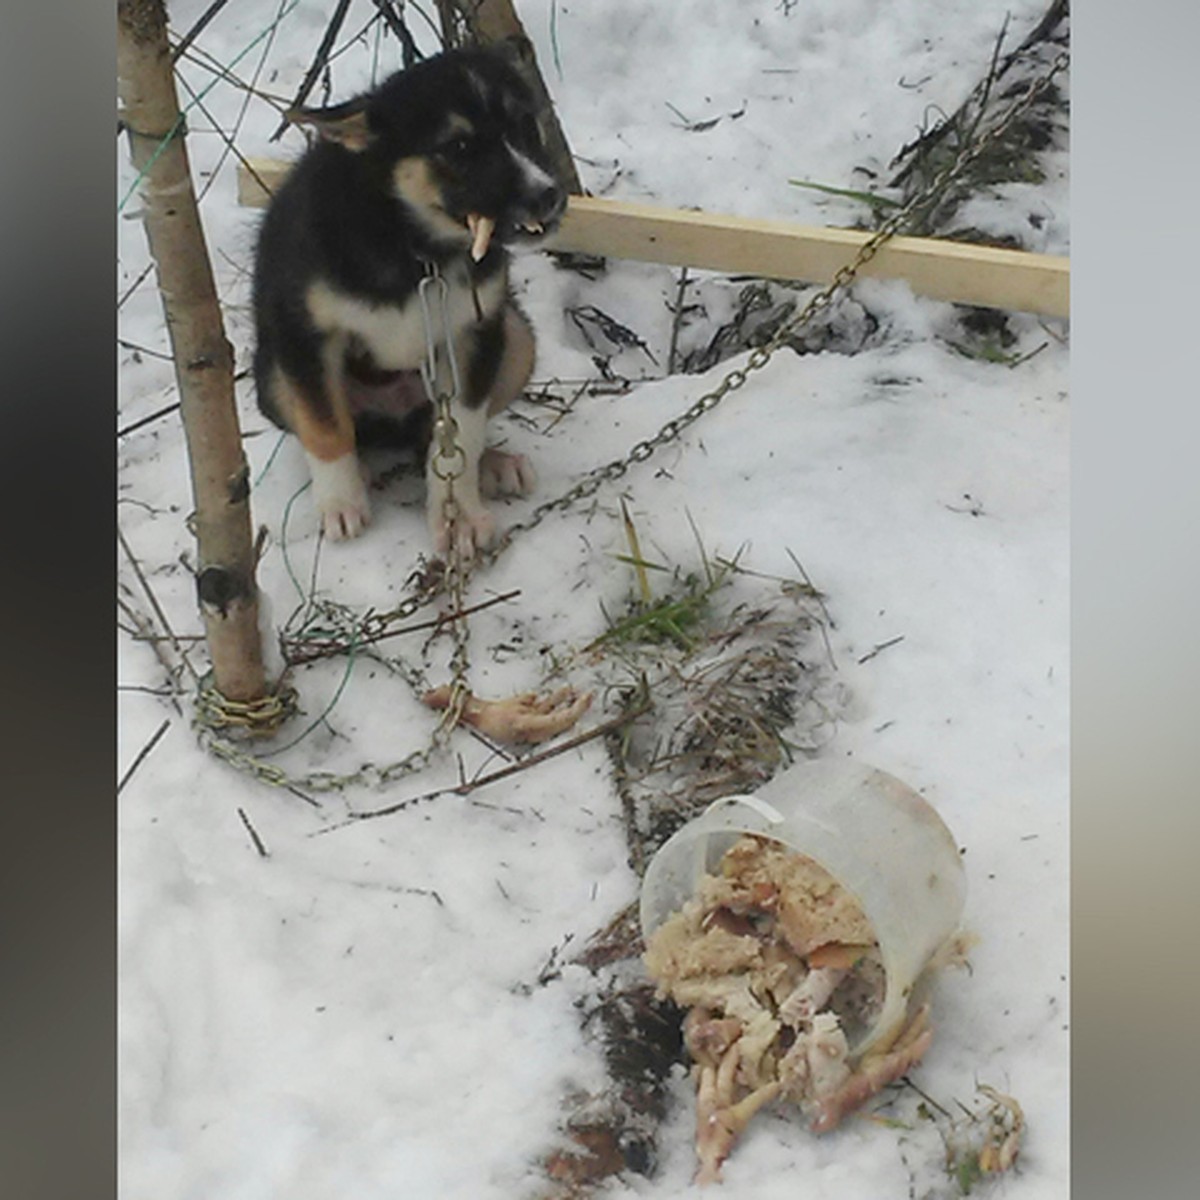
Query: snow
118 2 1069 1196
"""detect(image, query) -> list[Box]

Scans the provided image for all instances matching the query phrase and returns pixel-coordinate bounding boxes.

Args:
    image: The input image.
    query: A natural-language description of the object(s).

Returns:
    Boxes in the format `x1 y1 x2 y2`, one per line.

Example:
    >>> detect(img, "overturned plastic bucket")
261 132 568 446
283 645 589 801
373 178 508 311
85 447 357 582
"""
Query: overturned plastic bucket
639 757 967 1058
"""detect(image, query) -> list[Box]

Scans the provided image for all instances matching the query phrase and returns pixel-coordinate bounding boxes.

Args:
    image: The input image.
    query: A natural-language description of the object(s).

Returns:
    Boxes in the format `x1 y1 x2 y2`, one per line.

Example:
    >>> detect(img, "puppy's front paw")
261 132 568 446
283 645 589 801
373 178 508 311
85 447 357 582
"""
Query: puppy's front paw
479 447 536 498
320 494 371 541
309 453 371 541
431 502 496 561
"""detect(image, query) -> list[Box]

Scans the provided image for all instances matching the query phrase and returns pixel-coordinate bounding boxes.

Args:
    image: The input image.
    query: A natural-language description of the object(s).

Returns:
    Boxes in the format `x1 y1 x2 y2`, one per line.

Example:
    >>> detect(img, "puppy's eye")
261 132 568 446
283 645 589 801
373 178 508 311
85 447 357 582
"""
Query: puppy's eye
439 135 475 159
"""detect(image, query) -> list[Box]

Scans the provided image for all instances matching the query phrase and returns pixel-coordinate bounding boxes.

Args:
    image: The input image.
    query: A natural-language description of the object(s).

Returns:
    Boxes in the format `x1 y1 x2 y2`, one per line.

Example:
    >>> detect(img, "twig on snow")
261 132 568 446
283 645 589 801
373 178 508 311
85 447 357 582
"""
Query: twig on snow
118 718 172 795
666 266 690 375
117 402 182 439
118 525 199 683
117 593 187 714
857 635 905 665
785 547 838 670
237 806 270 857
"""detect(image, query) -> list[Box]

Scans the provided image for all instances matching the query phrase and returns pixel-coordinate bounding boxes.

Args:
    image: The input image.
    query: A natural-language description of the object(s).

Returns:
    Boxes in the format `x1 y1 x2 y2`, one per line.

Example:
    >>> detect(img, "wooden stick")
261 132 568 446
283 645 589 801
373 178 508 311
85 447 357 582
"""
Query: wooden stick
117 718 172 796
121 0 268 703
236 160 1067 317
270 0 353 141
283 588 523 665
550 196 1069 318
237 806 270 857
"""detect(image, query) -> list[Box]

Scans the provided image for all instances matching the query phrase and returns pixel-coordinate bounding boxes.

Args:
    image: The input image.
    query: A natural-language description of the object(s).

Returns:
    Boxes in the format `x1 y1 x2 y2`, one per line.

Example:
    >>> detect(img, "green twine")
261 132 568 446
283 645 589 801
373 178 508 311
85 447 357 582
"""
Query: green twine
549 2 564 80
118 0 303 215
262 474 360 757
253 430 289 489
257 626 359 757
279 477 315 604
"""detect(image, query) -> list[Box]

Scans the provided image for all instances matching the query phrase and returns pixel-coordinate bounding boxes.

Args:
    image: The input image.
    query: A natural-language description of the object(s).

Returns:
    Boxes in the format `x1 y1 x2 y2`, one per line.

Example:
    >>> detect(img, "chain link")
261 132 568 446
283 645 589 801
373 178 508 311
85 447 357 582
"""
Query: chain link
416 270 473 739
195 672 299 737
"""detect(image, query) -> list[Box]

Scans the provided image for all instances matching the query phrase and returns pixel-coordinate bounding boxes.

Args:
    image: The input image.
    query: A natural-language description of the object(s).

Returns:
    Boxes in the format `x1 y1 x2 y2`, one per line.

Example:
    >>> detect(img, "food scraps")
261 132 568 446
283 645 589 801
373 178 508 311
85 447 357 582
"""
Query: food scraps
643 835 934 1184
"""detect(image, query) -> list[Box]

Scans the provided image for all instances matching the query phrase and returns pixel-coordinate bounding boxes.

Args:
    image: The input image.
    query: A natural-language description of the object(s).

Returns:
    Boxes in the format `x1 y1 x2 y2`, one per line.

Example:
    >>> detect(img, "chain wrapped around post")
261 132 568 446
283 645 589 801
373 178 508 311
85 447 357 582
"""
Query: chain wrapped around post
191 268 478 793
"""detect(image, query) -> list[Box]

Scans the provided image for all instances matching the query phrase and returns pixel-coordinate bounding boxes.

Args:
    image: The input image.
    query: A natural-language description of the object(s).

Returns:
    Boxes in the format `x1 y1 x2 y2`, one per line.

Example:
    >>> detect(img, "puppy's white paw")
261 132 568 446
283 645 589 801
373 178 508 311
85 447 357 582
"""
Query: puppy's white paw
309 452 372 541
479 447 536 499
320 495 371 541
431 502 496 561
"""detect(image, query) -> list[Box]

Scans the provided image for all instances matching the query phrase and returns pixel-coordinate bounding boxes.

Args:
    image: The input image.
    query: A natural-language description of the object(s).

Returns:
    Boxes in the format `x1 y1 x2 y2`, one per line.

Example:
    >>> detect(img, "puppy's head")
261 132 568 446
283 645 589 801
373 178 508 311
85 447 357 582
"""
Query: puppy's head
292 50 566 259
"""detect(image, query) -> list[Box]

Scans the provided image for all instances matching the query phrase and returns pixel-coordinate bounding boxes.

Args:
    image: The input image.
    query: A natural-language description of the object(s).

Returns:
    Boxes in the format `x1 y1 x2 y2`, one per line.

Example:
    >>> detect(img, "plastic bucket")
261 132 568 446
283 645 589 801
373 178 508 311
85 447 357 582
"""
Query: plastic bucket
639 758 967 1058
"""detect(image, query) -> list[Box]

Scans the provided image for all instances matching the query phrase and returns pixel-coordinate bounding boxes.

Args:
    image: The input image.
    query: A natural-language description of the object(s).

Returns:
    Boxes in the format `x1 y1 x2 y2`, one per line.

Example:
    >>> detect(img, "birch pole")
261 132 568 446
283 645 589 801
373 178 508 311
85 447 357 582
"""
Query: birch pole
118 0 267 704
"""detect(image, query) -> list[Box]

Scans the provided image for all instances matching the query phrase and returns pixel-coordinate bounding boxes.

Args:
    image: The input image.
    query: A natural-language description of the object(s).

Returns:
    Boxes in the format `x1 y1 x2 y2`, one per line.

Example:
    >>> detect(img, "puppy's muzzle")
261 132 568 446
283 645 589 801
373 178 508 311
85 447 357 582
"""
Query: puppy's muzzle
528 182 567 229
510 180 566 241
466 167 567 259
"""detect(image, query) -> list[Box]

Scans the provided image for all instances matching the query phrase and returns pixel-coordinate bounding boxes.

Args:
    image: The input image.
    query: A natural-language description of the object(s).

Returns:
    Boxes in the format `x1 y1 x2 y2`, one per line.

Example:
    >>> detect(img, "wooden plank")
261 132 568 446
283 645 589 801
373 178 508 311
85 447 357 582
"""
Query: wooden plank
237 157 289 207
553 196 1070 319
236 158 1069 318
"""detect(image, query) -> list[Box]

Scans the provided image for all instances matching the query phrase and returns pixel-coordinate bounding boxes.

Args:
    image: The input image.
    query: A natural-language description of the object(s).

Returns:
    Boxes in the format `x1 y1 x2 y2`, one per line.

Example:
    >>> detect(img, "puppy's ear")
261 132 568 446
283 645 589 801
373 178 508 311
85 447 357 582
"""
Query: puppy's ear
285 97 373 151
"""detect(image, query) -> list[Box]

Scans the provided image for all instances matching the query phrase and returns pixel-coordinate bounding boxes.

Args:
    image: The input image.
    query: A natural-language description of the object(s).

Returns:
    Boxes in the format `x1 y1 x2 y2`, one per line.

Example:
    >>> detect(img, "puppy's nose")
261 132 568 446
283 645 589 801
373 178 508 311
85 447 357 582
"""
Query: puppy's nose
532 182 567 226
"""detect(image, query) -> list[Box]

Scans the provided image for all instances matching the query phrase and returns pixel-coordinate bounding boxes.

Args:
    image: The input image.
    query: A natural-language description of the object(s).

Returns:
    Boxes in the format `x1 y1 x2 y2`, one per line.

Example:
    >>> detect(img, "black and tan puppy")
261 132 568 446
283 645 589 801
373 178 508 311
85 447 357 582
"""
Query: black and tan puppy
252 49 566 555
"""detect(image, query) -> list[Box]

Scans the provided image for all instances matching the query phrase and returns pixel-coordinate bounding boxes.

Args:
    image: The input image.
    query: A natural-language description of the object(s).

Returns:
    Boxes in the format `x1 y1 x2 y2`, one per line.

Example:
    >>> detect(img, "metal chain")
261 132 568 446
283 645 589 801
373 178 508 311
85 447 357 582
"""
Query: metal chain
416 269 474 740
195 672 299 737
484 48 1070 561
199 47 1068 796
200 720 447 794
195 268 479 797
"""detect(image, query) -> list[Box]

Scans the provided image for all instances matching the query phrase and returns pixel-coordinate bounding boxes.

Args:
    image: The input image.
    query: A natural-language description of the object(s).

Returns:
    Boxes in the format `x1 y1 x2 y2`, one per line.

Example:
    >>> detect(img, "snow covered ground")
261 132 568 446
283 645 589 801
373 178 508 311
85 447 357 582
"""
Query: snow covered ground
118 2 1069 1196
